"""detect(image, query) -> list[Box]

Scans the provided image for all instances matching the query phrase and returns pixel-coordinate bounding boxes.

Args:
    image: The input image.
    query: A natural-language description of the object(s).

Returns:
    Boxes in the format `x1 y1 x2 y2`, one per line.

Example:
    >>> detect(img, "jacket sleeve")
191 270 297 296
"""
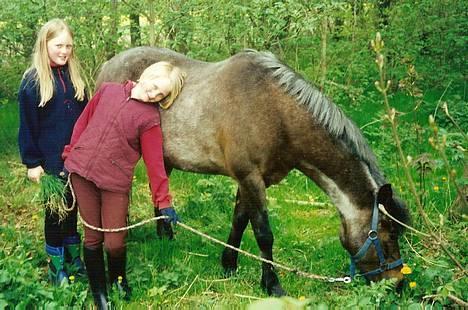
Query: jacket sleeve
141 125 172 209
62 85 105 159
18 77 43 168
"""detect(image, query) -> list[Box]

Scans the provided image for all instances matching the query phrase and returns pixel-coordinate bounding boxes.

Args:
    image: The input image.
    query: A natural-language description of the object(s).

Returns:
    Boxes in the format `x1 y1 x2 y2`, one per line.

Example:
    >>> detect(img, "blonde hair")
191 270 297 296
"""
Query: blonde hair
24 18 86 107
138 61 186 109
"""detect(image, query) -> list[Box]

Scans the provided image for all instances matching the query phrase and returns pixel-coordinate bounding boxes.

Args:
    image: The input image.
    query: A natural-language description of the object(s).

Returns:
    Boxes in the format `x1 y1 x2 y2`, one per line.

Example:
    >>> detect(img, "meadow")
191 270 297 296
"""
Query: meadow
1 72 466 308
0 0 466 307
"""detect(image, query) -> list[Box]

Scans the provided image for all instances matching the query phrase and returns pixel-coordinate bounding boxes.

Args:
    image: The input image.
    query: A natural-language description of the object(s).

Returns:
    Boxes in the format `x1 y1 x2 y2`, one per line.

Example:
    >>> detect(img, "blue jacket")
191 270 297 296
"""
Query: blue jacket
18 66 87 176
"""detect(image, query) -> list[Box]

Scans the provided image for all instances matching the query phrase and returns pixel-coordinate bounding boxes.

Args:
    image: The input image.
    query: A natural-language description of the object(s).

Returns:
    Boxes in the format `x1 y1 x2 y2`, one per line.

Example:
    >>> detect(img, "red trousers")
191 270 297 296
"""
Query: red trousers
71 173 128 254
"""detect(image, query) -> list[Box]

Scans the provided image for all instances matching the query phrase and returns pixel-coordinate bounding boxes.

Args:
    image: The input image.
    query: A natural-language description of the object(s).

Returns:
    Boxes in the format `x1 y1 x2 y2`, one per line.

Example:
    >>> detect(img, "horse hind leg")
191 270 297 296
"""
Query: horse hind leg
221 189 249 275
236 172 286 296
155 208 173 239
155 166 174 239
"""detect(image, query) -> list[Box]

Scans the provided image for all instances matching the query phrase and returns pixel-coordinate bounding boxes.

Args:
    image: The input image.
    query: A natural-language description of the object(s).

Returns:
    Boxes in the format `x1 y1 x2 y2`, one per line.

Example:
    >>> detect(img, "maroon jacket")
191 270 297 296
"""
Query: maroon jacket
64 81 171 208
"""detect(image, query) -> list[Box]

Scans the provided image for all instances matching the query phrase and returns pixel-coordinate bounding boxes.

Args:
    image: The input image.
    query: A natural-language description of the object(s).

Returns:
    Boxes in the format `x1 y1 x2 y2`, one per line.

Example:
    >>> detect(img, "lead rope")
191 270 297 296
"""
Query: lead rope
377 204 431 237
67 175 350 283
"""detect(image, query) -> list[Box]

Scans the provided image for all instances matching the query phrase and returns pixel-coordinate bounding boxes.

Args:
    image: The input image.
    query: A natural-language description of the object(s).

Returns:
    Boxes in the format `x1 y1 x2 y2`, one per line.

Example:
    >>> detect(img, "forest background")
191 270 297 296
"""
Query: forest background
0 0 466 308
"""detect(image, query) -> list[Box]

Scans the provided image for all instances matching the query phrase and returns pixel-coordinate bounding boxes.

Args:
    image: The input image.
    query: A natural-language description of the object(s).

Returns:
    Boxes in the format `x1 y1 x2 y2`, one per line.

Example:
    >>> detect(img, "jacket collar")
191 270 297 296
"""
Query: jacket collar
124 80 135 99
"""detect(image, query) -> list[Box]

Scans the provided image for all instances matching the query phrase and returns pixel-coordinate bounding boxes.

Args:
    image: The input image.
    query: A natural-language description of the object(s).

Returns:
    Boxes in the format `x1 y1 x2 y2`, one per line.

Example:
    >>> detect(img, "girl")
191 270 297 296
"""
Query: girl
18 18 87 286
63 61 185 308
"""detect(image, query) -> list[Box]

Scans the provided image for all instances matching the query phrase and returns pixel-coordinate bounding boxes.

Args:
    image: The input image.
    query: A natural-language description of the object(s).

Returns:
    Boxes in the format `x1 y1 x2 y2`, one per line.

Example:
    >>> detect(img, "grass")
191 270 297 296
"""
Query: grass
0 89 466 308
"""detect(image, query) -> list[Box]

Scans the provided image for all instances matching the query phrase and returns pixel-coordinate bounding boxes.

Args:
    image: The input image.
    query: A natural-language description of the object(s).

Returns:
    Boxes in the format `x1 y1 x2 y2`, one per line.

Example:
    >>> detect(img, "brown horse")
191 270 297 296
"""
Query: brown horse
96 47 410 296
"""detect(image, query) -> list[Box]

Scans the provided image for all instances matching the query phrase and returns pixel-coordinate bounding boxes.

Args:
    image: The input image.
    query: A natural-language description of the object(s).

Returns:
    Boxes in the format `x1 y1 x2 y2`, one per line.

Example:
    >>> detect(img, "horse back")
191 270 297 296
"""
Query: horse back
96 48 310 183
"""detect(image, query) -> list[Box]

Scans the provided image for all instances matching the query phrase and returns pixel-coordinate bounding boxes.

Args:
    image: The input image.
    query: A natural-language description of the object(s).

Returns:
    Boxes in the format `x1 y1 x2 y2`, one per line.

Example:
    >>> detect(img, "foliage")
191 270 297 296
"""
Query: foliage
0 0 466 308
1 1 465 98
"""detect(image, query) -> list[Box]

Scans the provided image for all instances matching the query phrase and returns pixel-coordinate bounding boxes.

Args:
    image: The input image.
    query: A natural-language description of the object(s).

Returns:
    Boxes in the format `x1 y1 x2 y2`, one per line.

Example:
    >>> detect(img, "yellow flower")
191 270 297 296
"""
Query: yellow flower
433 185 440 192
298 296 306 301
409 281 417 288
69 275 75 283
441 177 447 182
118 275 123 284
400 264 412 275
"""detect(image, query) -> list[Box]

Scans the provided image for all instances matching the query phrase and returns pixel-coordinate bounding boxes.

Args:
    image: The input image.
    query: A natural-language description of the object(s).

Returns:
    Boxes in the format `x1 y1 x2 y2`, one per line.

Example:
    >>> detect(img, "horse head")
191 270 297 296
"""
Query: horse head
339 184 410 285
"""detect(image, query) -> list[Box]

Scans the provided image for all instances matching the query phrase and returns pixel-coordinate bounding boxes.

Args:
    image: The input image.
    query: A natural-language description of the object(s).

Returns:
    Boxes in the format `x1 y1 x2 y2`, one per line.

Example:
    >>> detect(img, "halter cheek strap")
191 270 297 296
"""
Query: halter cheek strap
349 199 403 278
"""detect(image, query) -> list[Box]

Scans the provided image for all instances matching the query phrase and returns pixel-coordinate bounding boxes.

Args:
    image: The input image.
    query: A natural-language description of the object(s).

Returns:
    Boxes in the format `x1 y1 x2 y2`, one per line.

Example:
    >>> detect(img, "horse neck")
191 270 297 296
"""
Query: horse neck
298 152 378 222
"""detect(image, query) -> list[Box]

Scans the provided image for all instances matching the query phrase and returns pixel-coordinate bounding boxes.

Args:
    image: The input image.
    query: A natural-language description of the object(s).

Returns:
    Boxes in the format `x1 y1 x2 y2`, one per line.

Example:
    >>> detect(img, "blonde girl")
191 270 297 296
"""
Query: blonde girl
63 62 185 308
18 18 87 286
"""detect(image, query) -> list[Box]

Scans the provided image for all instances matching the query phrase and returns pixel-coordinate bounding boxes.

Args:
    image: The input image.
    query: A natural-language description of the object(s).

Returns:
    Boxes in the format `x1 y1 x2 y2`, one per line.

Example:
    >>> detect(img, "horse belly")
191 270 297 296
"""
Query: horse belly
160 100 228 175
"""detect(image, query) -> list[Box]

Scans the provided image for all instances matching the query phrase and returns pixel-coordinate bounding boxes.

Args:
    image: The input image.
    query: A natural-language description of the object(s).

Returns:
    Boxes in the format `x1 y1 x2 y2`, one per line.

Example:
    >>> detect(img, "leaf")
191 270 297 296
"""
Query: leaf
148 285 167 297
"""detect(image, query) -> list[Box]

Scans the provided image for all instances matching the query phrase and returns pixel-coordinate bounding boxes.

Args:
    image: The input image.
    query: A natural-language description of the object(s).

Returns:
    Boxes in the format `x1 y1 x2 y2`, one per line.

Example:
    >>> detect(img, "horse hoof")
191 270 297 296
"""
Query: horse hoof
156 222 174 240
261 274 286 296
261 282 287 297
221 250 238 275
222 266 237 277
270 285 287 297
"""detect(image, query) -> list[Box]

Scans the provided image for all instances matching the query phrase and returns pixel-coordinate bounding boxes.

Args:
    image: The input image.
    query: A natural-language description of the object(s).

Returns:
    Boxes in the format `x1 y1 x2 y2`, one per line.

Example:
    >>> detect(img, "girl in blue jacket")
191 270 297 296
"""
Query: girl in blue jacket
18 18 87 286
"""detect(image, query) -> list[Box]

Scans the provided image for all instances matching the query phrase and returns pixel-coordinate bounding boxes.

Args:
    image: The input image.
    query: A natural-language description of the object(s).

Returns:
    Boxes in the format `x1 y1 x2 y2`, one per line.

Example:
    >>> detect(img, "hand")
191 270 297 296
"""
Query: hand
27 166 44 183
160 207 179 224
59 167 69 179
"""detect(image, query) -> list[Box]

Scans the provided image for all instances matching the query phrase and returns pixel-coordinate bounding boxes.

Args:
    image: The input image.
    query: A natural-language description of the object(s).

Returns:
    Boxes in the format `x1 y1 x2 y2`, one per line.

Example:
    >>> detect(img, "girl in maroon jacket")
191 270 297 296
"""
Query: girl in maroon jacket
63 61 185 308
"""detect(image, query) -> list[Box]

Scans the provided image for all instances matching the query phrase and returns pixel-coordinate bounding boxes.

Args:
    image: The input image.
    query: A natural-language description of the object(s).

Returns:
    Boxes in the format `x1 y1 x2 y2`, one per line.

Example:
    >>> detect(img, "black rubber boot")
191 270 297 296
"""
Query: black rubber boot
107 248 132 301
83 246 108 310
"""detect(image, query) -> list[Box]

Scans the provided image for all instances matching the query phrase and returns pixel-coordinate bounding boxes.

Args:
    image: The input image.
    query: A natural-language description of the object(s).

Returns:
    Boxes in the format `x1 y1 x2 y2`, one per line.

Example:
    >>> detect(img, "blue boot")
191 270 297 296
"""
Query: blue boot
64 234 87 277
45 244 69 286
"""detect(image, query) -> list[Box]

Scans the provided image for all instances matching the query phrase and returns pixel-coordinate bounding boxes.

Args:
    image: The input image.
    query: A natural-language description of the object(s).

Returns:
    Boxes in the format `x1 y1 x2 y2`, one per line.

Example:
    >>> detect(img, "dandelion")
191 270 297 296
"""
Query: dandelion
298 296 306 301
441 176 447 182
433 185 440 192
118 275 123 284
69 275 75 283
409 281 417 288
400 264 412 275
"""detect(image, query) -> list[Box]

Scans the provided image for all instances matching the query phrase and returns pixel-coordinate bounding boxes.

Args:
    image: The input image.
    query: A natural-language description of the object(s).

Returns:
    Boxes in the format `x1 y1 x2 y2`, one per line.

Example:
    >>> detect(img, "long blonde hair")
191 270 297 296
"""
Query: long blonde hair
138 61 186 109
24 18 86 107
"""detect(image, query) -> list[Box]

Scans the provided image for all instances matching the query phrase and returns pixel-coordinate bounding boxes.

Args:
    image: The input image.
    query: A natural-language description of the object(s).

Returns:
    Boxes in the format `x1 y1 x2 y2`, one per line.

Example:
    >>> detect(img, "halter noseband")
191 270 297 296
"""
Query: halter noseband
349 198 403 278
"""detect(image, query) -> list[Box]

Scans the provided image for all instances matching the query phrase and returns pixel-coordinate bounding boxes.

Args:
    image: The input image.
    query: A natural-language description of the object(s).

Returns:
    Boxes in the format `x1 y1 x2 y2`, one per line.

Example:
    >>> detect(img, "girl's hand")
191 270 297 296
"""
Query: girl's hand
160 206 180 224
27 166 44 183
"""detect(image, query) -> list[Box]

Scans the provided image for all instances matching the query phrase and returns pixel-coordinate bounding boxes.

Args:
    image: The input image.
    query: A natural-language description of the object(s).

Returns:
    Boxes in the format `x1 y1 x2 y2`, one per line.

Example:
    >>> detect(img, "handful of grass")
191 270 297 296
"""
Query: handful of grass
38 174 69 222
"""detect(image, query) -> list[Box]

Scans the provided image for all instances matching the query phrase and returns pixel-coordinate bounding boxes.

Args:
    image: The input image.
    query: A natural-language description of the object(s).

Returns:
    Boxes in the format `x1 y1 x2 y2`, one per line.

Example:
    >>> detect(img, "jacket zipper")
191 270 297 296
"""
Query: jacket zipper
57 68 67 93
84 97 129 176
110 159 131 177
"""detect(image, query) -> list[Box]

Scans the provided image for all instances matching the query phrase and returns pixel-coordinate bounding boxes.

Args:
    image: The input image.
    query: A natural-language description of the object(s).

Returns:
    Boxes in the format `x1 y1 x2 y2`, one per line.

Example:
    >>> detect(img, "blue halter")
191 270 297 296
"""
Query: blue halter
349 198 403 278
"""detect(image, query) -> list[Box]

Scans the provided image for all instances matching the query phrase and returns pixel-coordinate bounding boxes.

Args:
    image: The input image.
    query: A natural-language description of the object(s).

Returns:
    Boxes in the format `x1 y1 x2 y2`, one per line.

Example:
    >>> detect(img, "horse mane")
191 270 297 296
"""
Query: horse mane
245 49 386 186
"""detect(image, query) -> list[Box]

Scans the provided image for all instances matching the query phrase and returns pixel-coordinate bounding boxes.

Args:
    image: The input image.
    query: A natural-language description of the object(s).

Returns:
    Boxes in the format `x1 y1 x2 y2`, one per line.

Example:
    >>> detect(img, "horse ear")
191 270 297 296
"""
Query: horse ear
377 184 393 205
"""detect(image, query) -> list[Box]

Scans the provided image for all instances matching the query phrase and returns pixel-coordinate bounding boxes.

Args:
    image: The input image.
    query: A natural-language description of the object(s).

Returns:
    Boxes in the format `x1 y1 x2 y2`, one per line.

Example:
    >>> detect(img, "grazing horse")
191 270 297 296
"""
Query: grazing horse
96 47 410 296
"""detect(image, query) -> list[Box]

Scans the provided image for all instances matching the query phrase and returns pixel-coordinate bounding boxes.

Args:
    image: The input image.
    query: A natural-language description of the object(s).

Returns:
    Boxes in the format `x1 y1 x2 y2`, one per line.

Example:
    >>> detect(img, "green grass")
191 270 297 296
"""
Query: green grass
0 91 466 308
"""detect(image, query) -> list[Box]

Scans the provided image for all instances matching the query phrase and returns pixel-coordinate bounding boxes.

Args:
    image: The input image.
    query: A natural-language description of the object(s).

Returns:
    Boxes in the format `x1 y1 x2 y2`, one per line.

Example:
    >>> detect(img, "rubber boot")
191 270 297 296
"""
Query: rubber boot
64 234 87 277
107 248 132 301
45 244 69 286
83 246 108 310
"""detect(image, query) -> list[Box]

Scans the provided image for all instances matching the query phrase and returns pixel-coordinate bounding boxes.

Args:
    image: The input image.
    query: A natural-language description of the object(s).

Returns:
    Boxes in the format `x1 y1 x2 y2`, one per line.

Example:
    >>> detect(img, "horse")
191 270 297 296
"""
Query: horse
96 46 410 296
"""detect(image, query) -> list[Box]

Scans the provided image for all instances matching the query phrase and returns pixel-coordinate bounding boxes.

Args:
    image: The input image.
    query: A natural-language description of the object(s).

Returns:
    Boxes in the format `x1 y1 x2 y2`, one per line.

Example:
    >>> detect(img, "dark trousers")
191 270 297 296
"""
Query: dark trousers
45 190 78 246
70 173 129 255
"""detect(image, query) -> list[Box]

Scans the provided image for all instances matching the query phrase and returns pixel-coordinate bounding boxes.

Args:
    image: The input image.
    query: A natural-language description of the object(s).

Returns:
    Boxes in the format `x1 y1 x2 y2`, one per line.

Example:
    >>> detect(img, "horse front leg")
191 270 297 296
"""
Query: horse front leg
222 189 249 275
251 209 286 296
239 172 286 296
